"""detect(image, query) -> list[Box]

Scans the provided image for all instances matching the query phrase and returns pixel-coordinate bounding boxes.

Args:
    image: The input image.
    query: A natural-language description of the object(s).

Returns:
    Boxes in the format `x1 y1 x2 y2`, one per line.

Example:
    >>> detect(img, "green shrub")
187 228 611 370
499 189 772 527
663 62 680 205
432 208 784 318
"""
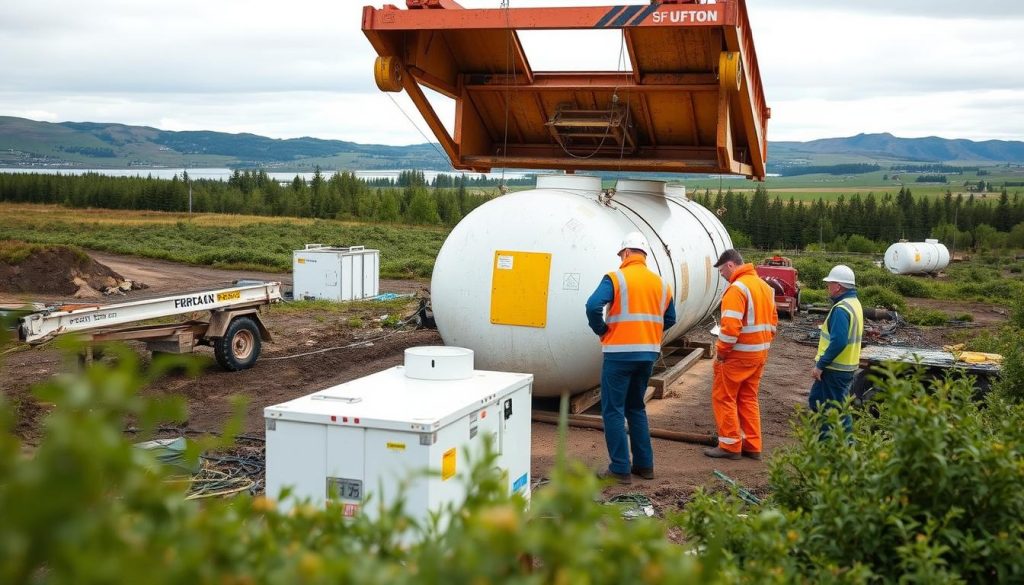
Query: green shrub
859 285 907 311
0 341 711 584
903 307 948 326
889 275 933 298
846 234 877 254
794 257 831 288
800 288 828 305
678 368 1024 582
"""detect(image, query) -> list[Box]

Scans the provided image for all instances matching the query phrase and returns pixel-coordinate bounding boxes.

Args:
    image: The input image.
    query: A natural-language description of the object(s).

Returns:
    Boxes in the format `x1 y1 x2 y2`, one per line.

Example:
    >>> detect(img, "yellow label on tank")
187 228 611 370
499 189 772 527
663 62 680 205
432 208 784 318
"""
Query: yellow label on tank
490 250 552 328
442 448 457 480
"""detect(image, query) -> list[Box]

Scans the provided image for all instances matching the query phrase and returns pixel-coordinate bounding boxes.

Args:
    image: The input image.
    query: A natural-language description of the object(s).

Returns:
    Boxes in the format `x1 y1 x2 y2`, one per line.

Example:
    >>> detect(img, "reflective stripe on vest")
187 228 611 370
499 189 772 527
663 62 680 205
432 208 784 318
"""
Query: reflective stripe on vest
815 297 864 371
720 274 774 354
731 280 757 326
602 263 672 354
605 271 667 325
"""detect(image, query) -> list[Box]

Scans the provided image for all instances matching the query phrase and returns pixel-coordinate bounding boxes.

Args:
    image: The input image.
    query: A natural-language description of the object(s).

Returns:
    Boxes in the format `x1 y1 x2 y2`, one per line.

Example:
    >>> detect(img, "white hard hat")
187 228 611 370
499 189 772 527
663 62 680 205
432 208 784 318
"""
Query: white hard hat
619 231 650 255
823 264 856 287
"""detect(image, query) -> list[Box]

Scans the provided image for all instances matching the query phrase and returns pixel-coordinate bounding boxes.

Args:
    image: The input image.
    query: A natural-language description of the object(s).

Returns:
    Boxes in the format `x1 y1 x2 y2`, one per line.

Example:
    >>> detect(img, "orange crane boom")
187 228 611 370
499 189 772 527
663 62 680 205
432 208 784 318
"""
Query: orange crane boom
362 0 769 179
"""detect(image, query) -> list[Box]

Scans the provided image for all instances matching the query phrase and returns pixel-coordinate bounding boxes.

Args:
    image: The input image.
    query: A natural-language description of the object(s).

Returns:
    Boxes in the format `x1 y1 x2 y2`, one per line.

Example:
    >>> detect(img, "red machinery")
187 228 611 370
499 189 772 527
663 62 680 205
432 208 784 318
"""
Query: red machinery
756 256 800 317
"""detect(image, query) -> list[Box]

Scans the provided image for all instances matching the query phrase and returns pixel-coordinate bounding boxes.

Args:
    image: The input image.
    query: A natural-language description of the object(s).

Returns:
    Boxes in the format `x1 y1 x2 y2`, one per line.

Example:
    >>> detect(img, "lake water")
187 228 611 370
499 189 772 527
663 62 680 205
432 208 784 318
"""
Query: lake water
0 167 532 183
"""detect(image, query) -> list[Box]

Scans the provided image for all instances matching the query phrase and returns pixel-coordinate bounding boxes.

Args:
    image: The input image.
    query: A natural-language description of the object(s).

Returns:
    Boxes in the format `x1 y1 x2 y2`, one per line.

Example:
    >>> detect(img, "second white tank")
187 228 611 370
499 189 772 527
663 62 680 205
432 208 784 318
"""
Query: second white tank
884 239 950 274
430 175 732 397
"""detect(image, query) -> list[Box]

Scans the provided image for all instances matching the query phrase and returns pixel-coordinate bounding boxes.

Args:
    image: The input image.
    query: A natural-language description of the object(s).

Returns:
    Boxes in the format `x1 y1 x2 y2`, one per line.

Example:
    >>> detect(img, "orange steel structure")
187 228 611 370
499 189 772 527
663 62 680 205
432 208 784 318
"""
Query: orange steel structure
362 0 769 179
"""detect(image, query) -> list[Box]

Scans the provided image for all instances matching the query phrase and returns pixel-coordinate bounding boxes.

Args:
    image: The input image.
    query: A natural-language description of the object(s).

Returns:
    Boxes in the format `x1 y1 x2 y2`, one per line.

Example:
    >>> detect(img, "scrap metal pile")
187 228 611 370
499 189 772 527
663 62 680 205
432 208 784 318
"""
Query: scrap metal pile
781 306 934 349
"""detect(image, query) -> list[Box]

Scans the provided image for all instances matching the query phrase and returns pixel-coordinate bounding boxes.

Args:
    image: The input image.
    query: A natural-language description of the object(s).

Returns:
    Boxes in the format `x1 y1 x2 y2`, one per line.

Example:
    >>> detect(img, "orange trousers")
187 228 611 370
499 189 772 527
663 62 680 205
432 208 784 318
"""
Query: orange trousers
711 356 766 453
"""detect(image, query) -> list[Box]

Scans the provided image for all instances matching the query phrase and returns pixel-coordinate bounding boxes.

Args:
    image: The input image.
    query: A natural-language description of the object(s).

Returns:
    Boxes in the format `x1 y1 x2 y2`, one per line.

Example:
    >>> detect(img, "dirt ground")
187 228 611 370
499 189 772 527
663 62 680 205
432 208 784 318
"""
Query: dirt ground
0 251 1007 512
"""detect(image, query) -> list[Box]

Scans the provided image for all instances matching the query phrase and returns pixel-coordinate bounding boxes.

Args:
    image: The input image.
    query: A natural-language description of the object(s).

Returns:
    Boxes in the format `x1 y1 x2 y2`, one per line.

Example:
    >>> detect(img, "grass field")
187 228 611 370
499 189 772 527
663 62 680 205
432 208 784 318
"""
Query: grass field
0 204 447 278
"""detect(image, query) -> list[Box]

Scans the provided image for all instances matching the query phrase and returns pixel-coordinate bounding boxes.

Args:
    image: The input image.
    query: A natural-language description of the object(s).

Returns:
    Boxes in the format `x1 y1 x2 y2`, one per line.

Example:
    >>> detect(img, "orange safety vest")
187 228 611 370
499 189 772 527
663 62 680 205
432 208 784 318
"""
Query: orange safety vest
716 263 778 360
603 255 673 354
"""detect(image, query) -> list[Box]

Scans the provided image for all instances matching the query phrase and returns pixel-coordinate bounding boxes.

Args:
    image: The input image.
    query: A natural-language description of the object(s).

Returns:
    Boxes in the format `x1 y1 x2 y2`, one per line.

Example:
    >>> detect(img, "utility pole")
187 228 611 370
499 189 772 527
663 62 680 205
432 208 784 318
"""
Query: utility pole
186 162 193 216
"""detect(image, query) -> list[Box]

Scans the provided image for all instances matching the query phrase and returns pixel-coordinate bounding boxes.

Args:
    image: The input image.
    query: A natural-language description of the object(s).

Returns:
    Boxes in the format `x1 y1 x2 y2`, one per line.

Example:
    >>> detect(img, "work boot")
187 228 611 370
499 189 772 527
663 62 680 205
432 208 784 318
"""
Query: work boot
631 466 655 480
597 468 632 485
703 447 741 460
741 450 762 461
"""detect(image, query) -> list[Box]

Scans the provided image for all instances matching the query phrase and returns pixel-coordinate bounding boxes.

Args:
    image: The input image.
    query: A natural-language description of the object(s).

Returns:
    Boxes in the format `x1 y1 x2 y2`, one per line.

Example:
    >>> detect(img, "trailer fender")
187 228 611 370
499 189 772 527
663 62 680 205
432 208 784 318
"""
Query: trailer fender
207 309 273 342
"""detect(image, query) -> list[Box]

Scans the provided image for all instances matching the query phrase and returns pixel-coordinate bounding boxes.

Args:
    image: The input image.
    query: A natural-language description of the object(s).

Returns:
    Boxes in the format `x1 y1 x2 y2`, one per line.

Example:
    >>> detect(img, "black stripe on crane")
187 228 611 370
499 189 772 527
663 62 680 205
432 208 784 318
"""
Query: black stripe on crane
627 3 660 26
609 5 644 28
594 6 627 28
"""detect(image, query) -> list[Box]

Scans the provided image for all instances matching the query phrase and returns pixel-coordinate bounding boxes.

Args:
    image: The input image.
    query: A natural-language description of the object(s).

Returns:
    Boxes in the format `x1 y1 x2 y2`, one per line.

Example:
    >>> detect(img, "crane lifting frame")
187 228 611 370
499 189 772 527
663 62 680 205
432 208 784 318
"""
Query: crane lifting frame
362 0 769 179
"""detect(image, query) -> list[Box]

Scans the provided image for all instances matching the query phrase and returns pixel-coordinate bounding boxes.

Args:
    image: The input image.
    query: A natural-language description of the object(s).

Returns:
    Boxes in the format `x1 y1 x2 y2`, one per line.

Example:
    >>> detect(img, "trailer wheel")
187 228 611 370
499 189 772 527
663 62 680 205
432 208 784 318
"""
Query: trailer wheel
214 316 261 371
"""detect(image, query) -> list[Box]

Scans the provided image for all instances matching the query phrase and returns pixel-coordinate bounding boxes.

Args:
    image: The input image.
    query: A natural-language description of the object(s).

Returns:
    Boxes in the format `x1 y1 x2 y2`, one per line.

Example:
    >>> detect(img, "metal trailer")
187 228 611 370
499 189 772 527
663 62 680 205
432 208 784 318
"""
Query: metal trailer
852 346 1002 405
17 281 282 371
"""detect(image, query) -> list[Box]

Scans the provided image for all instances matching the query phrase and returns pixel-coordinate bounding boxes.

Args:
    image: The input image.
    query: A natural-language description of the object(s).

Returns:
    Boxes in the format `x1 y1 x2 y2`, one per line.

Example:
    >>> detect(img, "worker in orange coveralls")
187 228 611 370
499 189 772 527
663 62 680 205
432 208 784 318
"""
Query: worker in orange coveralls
704 249 778 460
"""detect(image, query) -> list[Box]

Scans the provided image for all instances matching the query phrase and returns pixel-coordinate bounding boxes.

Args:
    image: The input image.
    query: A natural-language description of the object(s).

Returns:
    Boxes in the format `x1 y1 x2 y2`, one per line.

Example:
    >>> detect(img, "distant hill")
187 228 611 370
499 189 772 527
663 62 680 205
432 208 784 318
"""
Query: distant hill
772 133 1024 165
2 116 1023 171
0 116 449 171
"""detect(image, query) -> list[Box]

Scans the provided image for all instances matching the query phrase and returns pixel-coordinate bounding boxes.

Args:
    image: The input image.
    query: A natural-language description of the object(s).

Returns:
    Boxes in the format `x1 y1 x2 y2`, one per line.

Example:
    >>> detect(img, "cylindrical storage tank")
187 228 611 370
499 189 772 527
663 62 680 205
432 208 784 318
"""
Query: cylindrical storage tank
883 239 950 275
431 176 732 397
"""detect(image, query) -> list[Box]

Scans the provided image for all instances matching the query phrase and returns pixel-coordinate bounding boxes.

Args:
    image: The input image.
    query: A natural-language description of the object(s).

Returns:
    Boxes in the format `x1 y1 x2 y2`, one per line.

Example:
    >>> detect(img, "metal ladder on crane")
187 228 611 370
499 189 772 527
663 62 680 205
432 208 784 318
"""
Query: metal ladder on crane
17 281 283 371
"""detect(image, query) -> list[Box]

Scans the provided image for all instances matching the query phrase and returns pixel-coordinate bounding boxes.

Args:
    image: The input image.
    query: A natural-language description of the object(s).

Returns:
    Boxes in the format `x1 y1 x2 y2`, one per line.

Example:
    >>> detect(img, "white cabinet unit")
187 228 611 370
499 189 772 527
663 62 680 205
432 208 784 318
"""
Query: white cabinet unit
264 347 533 530
292 244 379 301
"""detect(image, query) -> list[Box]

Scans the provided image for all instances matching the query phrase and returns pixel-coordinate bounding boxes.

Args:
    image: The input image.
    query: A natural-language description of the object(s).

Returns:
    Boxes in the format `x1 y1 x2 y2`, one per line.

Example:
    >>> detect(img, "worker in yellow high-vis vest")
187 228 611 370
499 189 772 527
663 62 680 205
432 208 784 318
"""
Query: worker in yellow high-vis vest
705 249 778 461
811 264 864 439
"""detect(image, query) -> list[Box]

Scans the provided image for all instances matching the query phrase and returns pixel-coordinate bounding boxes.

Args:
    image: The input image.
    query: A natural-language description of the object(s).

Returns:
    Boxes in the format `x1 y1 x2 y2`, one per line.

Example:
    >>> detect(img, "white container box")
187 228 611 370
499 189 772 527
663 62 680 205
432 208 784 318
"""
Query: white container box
264 347 533 528
292 244 379 301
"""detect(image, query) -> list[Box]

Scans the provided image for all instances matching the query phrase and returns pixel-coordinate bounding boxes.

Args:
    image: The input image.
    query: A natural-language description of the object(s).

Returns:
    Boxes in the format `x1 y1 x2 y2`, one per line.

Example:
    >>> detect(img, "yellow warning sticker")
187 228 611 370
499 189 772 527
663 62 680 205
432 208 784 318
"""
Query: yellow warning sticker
216 290 241 302
297 258 306 264
489 250 552 328
386 441 406 451
442 448 456 480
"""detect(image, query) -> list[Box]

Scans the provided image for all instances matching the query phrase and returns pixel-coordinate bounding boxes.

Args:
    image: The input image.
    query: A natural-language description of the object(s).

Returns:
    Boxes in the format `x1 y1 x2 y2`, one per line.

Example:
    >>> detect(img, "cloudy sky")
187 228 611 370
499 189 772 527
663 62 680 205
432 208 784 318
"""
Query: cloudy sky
1 0 1022 145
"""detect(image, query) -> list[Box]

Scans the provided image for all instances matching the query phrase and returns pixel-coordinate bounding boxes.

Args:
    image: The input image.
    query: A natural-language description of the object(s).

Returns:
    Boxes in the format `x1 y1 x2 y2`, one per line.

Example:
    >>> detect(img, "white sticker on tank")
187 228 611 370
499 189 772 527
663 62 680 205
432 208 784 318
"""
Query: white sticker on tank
563 273 581 291
497 255 514 270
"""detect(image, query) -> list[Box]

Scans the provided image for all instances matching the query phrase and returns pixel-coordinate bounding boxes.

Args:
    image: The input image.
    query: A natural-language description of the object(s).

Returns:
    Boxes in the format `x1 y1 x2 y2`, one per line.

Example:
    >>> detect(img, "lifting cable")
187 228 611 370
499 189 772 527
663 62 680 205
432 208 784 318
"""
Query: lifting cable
385 93 453 175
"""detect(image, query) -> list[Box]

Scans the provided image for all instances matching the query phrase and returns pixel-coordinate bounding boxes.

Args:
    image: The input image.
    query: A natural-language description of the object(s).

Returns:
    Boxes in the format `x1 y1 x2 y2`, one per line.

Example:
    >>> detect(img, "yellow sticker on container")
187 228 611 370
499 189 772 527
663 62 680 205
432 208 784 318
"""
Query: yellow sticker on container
297 258 306 264
386 442 406 451
216 290 241 302
490 250 552 328
442 448 456 481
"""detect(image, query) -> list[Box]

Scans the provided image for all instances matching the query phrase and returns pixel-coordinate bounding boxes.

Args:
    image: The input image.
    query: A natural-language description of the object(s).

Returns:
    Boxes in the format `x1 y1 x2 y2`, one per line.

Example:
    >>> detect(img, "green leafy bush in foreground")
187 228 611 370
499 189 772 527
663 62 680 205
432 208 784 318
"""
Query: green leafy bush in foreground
679 367 1024 583
0 342 706 584
3 336 1024 583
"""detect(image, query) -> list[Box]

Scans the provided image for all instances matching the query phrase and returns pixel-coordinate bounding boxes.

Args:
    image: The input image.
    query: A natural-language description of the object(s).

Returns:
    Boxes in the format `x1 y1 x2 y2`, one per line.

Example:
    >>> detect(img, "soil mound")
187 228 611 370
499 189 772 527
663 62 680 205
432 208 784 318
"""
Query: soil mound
0 243 147 298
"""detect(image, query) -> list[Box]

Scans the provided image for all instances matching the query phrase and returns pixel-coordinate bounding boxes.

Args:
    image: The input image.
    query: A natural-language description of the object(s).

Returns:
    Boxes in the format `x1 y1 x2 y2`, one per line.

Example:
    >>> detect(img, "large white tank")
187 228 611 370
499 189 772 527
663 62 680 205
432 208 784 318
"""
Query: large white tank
431 175 732 397
883 239 950 275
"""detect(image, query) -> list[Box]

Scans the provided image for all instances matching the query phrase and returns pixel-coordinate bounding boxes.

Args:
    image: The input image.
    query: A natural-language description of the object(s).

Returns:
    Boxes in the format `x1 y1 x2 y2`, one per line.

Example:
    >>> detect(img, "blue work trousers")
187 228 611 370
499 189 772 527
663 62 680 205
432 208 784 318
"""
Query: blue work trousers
809 369 855 439
600 359 655 474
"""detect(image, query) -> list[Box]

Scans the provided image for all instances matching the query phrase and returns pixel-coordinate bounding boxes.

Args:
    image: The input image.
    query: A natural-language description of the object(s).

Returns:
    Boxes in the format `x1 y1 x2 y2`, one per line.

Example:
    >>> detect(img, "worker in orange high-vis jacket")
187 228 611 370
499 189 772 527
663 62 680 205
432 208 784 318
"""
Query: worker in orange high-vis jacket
704 249 778 461
586 232 676 484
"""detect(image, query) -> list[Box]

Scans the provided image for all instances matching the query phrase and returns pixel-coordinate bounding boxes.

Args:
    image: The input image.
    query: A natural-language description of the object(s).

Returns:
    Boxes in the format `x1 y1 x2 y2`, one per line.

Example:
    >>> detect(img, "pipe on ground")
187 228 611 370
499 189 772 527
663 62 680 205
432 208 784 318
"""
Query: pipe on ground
531 411 717 447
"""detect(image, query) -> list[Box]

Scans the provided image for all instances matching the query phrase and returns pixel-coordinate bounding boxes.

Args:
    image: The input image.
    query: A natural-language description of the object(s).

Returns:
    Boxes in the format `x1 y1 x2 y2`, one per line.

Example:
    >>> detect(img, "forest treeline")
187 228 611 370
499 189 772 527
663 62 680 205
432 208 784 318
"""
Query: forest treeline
1 170 1023 250
689 186 1024 251
0 169 500 226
